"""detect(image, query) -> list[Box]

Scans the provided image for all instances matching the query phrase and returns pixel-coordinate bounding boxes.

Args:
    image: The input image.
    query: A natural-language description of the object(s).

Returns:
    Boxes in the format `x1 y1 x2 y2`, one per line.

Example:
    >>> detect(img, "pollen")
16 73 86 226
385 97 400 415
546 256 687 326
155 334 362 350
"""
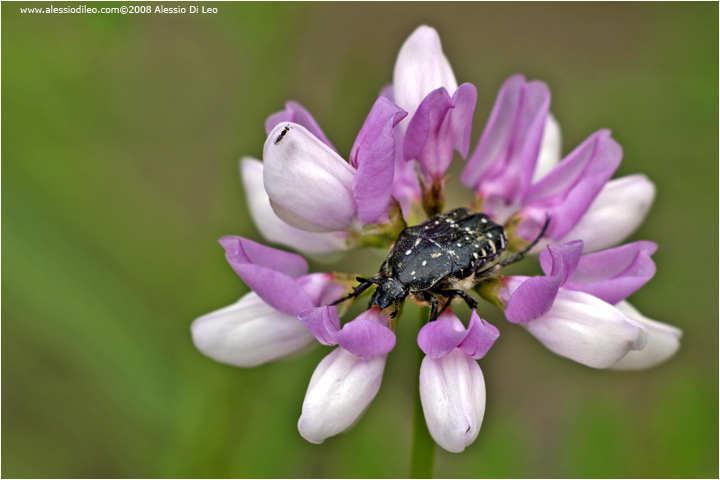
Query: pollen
405 249 412 255
422 260 427 266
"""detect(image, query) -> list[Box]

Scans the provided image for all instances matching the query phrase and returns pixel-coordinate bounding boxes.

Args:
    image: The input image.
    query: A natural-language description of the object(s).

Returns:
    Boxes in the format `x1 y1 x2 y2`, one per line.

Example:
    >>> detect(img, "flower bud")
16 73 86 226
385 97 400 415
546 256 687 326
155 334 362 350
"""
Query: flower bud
191 292 315 367
240 157 349 256
263 123 358 232
393 25 458 122
521 287 647 369
298 347 387 444
549 174 656 253
420 349 486 453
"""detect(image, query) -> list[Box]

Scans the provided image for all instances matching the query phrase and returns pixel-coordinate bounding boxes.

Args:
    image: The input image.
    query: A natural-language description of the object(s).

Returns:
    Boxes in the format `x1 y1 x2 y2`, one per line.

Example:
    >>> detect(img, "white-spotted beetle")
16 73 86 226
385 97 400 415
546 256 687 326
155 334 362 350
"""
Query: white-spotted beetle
331 208 549 321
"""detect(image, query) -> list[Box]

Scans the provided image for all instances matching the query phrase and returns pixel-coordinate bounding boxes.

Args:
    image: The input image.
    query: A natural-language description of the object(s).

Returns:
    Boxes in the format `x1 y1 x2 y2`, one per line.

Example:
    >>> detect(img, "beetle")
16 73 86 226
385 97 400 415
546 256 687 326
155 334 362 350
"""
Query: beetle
331 207 549 321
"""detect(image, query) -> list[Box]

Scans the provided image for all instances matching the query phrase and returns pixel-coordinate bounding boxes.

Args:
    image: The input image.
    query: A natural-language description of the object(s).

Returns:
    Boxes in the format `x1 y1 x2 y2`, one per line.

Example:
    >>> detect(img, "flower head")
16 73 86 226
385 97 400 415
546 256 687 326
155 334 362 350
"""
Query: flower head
192 25 680 455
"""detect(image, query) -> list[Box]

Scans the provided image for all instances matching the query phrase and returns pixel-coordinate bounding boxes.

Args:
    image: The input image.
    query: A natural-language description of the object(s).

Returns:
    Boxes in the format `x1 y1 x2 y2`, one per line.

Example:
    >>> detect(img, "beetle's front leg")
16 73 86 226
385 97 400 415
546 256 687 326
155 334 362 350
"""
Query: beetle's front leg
330 277 375 306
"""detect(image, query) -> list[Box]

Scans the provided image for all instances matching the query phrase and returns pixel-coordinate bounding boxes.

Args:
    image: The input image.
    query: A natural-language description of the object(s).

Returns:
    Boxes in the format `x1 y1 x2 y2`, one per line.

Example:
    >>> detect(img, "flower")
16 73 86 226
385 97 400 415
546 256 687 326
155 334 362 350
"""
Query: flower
191 237 345 366
263 97 406 232
417 310 499 452
298 310 392 444
497 240 679 369
192 25 681 456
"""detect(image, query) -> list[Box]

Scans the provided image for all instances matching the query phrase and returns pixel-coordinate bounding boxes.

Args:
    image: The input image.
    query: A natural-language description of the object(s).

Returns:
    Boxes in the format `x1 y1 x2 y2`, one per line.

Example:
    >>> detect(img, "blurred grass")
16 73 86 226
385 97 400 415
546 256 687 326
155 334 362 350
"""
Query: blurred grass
2 2 718 478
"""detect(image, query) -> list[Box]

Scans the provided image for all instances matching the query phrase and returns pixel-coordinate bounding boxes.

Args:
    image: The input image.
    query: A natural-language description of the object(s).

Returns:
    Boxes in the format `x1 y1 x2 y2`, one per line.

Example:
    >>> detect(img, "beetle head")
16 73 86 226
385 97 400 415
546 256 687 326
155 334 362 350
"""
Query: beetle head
373 278 408 311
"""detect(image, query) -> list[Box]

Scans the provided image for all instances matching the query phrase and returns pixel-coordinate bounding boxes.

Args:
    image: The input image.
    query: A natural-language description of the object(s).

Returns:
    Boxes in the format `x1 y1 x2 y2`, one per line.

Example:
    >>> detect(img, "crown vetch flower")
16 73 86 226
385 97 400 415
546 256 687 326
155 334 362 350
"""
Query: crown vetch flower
191 237 344 367
461 74 551 221
298 310 392 444
497 240 678 369
418 310 497 453
263 97 406 233
192 25 681 457
241 157 350 256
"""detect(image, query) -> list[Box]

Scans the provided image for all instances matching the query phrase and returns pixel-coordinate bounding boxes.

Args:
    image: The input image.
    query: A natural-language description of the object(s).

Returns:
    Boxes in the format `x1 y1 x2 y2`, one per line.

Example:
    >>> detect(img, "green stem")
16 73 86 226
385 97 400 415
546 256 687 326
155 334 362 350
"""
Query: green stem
410 313 434 478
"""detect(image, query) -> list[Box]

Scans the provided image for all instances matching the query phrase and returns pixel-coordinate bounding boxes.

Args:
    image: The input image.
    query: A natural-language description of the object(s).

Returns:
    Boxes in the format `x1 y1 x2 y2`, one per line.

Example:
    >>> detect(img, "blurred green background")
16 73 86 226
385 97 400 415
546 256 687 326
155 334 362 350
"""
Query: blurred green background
2 2 718 478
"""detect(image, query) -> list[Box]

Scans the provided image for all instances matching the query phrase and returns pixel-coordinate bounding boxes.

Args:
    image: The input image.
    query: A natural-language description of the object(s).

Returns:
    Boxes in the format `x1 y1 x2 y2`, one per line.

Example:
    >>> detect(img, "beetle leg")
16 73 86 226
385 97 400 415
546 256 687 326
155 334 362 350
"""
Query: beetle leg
428 296 440 322
475 216 551 281
438 289 478 310
390 301 399 318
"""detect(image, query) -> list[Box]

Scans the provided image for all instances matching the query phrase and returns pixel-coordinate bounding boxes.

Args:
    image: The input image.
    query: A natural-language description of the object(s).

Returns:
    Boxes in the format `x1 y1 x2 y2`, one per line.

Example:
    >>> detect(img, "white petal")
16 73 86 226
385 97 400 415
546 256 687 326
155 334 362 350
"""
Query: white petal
298 348 386 444
524 289 647 369
553 175 655 252
240 158 350 256
393 25 458 124
191 292 315 367
610 301 682 370
263 123 357 232
531 114 562 183
419 350 485 453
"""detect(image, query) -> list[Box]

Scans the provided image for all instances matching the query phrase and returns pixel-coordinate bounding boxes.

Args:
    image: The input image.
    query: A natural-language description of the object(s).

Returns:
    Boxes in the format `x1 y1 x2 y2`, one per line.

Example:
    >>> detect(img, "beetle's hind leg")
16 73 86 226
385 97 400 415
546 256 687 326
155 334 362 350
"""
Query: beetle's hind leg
428 296 440 322
439 289 478 310
330 276 378 306
474 216 551 281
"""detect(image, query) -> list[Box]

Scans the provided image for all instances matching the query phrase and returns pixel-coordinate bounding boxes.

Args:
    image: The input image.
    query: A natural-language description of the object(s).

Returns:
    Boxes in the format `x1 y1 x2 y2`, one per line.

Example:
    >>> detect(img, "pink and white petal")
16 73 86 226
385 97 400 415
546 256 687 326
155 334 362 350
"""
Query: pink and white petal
520 130 623 241
298 348 387 444
298 305 342 346
505 241 584 323
228 263 316 316
219 234 308 278
333 315 396 359
296 273 345 307
191 292 315 368
417 311 468 358
420 349 485 453
531 114 562 183
523 289 647 369
610 301 682 370
219 236 315 315
458 311 500 360
393 25 458 123
241 158 350 255
350 97 407 223
558 241 657 305
300 306 396 359
263 123 358 232
404 84 477 183
461 75 551 208
544 174 657 253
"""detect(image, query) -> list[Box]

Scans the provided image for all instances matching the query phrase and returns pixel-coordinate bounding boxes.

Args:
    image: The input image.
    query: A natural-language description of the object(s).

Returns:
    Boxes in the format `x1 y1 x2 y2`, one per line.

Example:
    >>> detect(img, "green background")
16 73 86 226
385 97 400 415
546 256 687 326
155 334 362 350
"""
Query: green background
2 2 718 478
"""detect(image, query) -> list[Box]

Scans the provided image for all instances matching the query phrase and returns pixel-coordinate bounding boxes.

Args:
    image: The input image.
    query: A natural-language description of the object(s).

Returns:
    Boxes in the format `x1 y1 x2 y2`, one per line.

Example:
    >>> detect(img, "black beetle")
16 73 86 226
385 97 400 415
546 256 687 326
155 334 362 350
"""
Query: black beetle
331 207 548 321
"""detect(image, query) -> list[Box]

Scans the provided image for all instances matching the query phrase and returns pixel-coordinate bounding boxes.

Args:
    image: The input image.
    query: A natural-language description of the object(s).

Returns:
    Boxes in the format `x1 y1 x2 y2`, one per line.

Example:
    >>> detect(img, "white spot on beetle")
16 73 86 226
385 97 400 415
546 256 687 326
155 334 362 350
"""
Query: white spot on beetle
411 271 416 276
422 260 427 266
405 249 412 255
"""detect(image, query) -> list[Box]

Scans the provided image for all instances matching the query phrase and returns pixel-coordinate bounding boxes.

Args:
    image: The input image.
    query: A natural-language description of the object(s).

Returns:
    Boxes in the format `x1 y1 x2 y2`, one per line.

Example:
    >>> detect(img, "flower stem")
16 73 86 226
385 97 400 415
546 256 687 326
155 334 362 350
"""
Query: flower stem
410 314 434 478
